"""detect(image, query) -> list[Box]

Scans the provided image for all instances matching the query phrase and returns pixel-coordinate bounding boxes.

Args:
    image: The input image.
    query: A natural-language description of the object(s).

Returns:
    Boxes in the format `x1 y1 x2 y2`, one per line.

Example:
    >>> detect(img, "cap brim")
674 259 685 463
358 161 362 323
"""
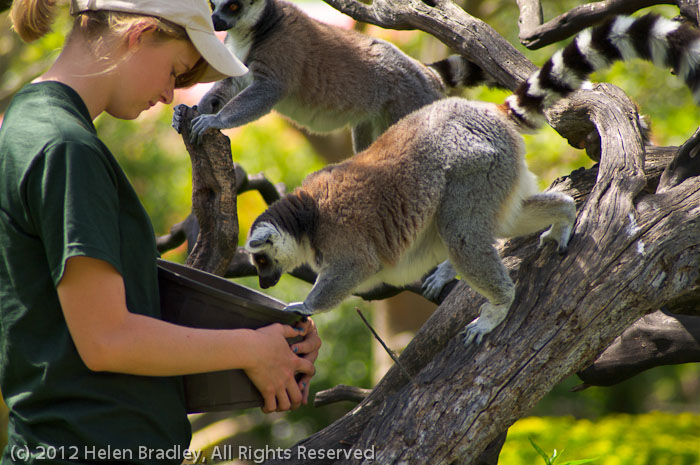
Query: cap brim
186 27 248 82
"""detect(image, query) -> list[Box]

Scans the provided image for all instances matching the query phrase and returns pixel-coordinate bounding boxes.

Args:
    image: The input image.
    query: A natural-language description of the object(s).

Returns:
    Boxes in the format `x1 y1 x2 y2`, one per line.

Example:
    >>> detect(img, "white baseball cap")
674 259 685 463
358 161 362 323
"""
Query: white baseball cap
69 0 248 82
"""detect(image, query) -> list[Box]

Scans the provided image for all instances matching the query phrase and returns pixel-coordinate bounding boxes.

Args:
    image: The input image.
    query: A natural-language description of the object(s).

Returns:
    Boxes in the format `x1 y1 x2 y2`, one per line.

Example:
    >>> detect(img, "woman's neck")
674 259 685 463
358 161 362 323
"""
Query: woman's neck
34 37 118 120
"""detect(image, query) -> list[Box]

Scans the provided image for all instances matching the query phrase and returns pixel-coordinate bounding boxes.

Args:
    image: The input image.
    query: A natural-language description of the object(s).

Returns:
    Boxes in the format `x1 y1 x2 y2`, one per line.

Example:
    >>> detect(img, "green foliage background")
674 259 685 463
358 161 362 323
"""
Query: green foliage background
1 0 699 463
504 412 700 465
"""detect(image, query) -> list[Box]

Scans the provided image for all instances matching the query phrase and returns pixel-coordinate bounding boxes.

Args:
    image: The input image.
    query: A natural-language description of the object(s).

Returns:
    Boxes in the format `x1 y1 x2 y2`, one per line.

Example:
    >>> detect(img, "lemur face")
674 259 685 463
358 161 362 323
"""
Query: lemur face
245 222 296 289
250 251 283 289
210 0 259 31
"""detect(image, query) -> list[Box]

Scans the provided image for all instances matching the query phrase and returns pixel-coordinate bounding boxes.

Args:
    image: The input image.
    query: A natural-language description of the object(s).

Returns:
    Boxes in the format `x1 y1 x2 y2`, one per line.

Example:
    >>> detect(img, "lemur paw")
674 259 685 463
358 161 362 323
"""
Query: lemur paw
461 317 501 346
171 104 189 134
461 302 509 345
189 114 225 145
284 302 314 316
538 225 572 255
461 319 489 345
421 261 457 301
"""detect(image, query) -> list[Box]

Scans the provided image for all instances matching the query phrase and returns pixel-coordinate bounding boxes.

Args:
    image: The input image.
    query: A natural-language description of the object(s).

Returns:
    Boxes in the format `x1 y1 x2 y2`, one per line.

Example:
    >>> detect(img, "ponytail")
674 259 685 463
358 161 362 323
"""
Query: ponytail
10 0 57 42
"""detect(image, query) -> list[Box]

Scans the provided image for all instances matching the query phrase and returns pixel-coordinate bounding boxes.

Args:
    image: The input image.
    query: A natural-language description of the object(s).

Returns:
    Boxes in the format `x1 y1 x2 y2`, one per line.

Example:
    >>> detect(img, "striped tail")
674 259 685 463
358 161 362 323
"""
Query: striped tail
428 55 502 89
505 14 700 130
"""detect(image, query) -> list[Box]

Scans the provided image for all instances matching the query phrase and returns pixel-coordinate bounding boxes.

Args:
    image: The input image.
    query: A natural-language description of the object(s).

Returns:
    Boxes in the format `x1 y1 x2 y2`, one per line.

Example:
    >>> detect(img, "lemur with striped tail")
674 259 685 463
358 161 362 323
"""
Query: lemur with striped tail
245 14 700 345
184 0 498 152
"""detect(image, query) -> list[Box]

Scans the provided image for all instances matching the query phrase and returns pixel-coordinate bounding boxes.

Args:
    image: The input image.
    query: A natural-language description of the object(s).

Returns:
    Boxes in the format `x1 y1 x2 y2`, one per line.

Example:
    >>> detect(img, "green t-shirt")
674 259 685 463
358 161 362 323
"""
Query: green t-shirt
0 82 191 464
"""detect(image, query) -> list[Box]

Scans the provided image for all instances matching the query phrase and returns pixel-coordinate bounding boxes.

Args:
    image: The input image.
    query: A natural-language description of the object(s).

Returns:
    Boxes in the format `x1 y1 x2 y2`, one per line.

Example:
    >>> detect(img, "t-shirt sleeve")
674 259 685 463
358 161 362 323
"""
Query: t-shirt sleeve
23 141 123 286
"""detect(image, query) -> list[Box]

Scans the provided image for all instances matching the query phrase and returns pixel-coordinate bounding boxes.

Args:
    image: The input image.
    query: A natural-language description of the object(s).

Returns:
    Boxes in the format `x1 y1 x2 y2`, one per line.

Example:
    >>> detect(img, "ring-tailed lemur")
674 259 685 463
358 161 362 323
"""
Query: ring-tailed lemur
186 0 498 152
245 14 700 345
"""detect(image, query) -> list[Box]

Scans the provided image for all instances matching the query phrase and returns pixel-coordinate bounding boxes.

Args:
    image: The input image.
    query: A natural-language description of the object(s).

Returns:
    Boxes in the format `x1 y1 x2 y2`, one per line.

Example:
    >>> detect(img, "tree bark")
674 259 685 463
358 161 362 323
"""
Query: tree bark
323 0 537 90
576 309 700 388
173 105 239 276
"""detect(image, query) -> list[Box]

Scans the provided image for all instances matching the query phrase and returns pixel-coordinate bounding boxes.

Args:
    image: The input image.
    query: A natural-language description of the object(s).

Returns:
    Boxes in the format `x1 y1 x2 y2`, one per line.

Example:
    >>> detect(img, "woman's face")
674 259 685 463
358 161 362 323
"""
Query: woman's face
106 33 201 119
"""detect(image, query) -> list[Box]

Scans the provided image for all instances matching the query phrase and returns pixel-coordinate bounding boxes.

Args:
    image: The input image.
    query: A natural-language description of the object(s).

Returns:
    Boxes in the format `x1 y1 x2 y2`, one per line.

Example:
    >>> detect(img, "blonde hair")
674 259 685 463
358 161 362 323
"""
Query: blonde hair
10 0 56 43
10 0 206 87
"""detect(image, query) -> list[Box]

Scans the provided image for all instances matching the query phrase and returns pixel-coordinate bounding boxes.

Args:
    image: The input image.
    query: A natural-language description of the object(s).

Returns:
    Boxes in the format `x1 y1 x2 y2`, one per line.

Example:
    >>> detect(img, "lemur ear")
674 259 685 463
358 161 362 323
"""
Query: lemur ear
247 237 268 249
246 225 276 251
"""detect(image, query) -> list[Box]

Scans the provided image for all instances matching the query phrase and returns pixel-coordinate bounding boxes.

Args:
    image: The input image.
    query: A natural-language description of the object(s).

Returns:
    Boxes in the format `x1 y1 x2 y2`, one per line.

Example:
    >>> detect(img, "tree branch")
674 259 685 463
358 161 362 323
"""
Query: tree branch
323 0 537 90
516 0 543 39
238 171 286 205
658 126 700 192
576 309 700 388
156 165 283 256
314 385 373 407
156 214 197 254
516 0 675 50
678 0 700 24
173 105 239 275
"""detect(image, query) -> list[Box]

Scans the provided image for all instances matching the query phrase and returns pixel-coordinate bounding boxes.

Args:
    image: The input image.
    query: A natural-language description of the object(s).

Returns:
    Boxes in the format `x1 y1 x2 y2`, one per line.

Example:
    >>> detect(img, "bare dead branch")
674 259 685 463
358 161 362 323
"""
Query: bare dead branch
156 167 282 256
323 0 537 90
356 309 415 385
516 0 543 36
314 385 372 407
678 0 700 24
320 0 416 30
576 309 700 388
239 172 285 205
173 104 239 276
516 0 675 49
156 214 196 254
658 126 700 192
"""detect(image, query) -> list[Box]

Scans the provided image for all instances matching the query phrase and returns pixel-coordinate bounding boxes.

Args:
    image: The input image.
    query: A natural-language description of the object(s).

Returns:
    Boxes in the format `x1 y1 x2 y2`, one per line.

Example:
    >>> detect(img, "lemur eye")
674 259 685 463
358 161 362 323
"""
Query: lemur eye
230 3 239 12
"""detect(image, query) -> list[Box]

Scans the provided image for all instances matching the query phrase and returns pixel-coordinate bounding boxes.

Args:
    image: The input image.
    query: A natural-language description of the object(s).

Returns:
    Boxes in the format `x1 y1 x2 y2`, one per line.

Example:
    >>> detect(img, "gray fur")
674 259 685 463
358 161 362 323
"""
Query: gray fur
245 98 576 343
243 12 700 344
190 0 497 151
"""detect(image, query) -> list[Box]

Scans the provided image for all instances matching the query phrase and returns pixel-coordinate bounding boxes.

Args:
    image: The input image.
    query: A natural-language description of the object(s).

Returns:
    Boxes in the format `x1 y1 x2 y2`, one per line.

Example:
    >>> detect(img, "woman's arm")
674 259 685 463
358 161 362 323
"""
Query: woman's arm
57 255 318 412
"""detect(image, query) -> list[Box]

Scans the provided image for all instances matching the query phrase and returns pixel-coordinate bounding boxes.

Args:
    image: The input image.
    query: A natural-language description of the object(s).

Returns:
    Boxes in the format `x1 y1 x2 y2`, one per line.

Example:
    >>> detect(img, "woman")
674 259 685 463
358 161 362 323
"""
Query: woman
0 0 321 463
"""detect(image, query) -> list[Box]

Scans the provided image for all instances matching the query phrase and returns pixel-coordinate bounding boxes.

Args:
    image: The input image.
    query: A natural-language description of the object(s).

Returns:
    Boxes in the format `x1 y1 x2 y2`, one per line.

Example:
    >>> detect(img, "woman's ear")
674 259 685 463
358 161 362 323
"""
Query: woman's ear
125 22 157 50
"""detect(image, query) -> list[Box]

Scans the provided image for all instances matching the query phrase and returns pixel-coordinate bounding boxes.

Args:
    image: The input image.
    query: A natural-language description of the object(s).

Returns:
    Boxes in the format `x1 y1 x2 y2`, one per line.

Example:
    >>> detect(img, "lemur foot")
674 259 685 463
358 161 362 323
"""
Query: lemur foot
171 104 189 134
422 260 457 301
284 302 314 316
462 302 508 345
189 114 225 145
539 224 572 255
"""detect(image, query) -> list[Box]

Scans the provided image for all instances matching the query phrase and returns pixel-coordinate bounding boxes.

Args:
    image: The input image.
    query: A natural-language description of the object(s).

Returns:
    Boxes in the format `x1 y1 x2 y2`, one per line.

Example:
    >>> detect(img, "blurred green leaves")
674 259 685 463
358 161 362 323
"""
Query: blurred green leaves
505 413 700 465
529 437 597 465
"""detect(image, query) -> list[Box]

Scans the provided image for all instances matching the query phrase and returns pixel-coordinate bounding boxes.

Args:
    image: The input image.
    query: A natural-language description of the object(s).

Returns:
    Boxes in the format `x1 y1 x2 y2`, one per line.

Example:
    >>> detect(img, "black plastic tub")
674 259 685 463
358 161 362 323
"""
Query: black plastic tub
156 259 303 413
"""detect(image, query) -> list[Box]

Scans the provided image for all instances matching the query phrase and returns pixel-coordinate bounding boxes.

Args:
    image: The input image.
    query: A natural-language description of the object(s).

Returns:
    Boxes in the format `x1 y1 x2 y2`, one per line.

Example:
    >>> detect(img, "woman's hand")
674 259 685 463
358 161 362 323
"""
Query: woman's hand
246 323 317 413
290 318 321 405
